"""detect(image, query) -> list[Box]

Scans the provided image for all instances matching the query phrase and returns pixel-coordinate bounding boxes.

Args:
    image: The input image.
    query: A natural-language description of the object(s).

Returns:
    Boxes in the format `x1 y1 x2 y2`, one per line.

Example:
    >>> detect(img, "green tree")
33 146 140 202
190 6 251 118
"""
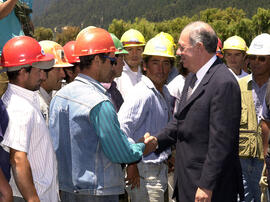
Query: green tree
252 8 270 35
55 26 80 46
34 27 54 41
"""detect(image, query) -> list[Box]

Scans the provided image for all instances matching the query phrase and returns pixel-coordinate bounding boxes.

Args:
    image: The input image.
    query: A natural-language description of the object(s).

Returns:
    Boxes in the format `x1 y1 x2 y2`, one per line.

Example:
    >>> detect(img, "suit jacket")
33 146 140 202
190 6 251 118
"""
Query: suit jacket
156 58 244 202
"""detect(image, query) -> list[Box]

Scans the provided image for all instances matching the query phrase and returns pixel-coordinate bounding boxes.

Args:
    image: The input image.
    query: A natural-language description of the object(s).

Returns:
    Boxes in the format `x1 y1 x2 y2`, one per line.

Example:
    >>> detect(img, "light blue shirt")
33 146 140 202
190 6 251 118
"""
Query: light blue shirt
118 76 173 163
251 75 267 123
0 0 28 55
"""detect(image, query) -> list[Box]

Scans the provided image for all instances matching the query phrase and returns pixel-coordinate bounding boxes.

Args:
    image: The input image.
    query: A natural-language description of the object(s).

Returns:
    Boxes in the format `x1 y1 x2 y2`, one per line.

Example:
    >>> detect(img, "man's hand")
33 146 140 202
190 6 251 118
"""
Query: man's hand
143 133 158 156
195 187 212 202
125 163 140 189
10 149 40 202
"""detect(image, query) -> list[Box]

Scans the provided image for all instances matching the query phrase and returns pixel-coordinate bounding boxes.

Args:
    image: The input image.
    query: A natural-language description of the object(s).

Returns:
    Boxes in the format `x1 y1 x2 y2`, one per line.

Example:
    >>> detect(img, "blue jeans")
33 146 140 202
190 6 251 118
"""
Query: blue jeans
240 158 264 202
60 191 119 202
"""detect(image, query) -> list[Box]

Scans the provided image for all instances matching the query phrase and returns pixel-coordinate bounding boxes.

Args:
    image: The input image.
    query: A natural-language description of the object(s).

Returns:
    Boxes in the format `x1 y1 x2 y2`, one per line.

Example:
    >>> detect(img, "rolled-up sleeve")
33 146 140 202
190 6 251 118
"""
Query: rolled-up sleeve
90 100 145 164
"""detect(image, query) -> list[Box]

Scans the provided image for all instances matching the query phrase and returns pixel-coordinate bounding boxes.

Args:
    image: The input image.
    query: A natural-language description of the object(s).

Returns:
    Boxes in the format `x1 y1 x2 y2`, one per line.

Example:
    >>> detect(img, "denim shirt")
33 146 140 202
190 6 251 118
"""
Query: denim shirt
49 73 143 195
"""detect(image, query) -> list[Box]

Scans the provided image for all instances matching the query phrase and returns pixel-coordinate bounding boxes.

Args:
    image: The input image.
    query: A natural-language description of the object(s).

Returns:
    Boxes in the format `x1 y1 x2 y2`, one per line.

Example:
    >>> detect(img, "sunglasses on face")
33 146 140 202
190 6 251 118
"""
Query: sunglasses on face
248 55 268 63
101 55 117 66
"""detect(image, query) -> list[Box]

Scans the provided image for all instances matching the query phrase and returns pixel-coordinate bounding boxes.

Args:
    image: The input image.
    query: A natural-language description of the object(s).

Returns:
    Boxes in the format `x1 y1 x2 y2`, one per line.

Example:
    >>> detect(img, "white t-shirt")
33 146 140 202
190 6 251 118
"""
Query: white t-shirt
114 61 142 101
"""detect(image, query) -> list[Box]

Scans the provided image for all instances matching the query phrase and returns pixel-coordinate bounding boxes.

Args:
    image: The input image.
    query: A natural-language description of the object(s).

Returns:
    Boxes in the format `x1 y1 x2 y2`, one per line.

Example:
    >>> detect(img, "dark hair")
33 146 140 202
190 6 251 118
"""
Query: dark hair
79 53 107 71
143 55 175 67
7 66 32 81
186 21 218 54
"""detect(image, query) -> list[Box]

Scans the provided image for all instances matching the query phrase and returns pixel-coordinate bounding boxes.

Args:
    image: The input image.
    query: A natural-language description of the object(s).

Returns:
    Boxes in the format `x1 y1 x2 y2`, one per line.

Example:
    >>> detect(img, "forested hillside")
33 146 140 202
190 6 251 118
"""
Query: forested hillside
32 0 270 29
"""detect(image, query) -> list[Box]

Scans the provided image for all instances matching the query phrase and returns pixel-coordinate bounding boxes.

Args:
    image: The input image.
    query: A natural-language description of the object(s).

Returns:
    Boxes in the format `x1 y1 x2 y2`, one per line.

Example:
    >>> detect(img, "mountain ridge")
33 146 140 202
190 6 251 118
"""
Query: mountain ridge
32 0 270 29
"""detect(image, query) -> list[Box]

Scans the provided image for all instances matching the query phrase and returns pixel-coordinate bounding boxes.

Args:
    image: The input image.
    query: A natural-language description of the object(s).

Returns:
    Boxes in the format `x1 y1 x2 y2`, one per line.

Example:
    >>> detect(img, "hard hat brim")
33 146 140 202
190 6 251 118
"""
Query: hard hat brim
246 50 270 56
34 53 56 69
143 53 175 59
3 53 55 71
53 62 74 68
32 59 55 70
116 49 129 54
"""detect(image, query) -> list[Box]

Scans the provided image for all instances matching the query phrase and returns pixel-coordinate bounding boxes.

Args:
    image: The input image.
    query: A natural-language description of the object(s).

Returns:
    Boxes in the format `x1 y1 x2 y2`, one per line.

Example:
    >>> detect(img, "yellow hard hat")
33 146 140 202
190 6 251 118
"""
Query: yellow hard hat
155 32 176 48
223 36 247 52
39 40 73 68
120 29 146 47
142 36 175 58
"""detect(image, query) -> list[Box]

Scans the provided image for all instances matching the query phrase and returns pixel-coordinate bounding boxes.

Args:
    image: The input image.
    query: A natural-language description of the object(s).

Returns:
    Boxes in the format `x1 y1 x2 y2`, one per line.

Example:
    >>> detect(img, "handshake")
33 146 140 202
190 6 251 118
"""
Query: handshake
139 133 158 156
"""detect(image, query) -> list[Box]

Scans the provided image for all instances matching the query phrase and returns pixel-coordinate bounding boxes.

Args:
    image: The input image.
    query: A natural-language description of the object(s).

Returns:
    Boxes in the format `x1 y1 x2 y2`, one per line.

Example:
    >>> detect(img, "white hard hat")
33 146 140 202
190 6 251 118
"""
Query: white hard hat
247 33 270 55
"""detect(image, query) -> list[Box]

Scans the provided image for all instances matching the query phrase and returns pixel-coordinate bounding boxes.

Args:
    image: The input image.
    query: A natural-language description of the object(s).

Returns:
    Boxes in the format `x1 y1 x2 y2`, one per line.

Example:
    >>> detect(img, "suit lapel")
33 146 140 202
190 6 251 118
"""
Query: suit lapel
179 58 222 113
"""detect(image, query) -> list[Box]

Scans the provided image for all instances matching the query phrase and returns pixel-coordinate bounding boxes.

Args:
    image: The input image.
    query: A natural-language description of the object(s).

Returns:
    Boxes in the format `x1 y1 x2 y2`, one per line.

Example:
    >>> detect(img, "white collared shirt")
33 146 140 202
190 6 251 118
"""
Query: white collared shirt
114 61 142 100
192 55 217 94
229 68 249 80
38 87 53 126
1 83 59 201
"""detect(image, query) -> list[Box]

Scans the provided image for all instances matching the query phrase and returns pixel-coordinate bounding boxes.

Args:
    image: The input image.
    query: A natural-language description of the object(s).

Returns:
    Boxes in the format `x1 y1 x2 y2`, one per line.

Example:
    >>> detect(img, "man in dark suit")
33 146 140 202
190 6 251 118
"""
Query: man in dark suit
143 21 244 202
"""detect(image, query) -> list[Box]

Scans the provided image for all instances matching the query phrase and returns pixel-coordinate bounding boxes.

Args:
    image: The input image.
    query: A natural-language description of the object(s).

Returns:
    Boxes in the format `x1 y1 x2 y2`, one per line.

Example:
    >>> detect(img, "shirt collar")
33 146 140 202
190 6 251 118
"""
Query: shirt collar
251 74 268 89
39 87 52 105
123 61 142 74
75 73 107 95
196 55 217 82
142 75 168 95
7 83 39 105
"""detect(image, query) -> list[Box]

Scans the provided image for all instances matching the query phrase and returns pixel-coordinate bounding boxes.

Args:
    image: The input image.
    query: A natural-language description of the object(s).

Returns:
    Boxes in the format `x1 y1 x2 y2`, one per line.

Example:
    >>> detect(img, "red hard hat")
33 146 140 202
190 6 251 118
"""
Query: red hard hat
63 41 80 64
74 27 116 56
1 36 54 71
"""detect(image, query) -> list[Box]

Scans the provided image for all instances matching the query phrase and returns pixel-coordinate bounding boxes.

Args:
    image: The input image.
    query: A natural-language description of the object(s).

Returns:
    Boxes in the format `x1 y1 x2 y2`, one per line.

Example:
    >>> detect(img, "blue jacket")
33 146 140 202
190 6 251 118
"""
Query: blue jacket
49 74 129 195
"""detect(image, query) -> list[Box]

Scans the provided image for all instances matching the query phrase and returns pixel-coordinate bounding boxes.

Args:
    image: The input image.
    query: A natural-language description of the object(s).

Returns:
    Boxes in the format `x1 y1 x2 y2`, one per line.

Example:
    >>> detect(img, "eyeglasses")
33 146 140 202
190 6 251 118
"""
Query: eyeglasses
101 55 117 66
248 55 268 63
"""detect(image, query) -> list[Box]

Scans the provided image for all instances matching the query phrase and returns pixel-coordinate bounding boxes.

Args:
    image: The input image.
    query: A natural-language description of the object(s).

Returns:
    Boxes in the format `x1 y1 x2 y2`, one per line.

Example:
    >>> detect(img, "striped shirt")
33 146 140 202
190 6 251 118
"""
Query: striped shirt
90 100 145 163
38 87 52 125
1 83 59 202
118 76 173 163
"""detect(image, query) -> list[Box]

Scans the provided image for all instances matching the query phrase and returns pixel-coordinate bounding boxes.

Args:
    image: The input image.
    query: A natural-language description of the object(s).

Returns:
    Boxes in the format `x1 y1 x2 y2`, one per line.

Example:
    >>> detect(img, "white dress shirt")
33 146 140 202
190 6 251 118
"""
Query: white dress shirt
1 83 59 202
192 55 217 94
38 87 53 126
167 74 186 114
229 68 249 80
167 74 185 100
114 61 142 101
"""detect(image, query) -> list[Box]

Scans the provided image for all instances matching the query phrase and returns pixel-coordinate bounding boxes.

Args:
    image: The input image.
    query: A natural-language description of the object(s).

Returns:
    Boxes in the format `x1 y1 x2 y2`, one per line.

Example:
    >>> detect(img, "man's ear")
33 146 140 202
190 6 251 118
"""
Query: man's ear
19 68 28 77
93 55 101 65
196 42 204 52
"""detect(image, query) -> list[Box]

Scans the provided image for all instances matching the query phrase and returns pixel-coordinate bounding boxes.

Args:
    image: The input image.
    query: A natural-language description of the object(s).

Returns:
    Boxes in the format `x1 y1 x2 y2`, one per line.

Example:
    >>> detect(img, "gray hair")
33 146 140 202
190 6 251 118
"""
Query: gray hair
185 21 218 54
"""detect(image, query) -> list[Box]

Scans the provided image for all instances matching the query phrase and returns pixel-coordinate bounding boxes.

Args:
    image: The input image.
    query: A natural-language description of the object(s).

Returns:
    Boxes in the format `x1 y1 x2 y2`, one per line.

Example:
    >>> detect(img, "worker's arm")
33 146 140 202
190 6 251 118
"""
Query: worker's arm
90 101 145 164
0 0 18 20
261 120 270 157
0 167 12 202
10 148 40 202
